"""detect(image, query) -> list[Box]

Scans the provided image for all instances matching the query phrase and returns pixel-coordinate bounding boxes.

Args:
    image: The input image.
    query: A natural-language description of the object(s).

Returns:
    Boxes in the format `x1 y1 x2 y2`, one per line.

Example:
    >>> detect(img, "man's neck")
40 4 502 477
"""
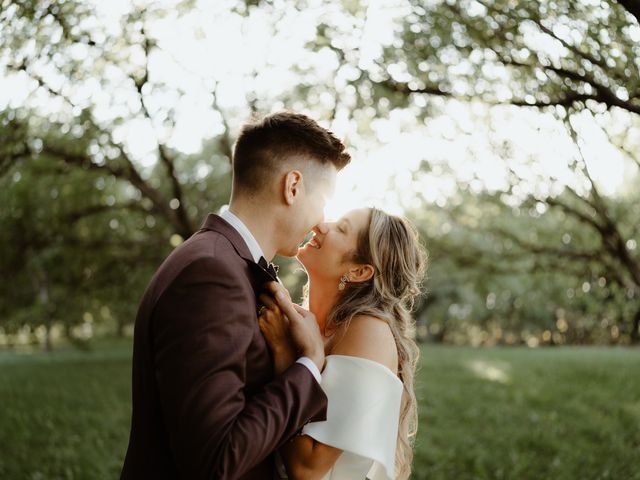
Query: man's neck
227 200 278 261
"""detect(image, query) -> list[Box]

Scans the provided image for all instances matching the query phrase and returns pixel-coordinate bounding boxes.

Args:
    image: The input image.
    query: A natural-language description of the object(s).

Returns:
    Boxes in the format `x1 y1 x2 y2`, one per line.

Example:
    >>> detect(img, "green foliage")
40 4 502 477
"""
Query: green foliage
2 0 639 347
376 0 640 115
0 135 164 340
0 1 234 344
410 184 640 345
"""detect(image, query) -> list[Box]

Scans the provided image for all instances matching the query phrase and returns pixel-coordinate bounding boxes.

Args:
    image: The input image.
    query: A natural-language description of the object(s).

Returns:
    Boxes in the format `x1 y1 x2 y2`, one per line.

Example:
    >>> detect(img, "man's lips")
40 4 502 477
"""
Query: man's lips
307 236 321 249
300 232 322 249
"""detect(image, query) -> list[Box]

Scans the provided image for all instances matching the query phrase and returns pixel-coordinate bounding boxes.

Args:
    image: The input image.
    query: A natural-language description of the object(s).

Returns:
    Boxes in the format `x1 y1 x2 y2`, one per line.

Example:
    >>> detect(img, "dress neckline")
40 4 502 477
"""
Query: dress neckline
324 354 403 387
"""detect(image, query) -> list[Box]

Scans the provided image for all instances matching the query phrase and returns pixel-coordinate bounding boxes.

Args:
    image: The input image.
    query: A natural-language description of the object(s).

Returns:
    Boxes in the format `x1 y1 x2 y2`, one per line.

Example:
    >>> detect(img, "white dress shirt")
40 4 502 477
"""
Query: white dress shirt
219 208 322 384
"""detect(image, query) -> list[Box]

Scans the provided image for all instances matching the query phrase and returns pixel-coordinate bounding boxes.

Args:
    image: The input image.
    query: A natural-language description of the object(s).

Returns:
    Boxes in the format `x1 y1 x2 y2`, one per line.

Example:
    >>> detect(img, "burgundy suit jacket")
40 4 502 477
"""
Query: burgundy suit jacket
120 214 328 479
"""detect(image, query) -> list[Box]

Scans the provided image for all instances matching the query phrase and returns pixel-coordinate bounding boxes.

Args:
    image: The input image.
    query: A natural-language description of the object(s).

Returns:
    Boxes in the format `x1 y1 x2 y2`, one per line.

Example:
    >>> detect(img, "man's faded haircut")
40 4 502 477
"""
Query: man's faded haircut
232 111 351 193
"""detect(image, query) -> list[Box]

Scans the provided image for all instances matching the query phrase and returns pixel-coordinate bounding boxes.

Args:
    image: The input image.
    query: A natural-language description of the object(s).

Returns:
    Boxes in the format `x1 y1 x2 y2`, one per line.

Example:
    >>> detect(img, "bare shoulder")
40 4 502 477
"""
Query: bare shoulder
329 315 398 374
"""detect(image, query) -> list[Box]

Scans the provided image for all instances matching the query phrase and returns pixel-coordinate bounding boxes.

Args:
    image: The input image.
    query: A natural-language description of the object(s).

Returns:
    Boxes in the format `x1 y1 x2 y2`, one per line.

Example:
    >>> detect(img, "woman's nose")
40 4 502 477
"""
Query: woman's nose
313 223 329 235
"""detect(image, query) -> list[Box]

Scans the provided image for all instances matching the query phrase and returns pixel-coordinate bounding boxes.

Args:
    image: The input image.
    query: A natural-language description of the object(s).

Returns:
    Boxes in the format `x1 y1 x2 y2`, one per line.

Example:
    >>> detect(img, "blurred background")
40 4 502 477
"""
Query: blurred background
1 0 639 479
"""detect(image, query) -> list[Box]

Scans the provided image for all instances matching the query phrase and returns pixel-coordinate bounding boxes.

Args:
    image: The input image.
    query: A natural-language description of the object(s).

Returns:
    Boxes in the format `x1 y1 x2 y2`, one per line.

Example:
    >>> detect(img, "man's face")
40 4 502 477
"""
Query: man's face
277 163 337 257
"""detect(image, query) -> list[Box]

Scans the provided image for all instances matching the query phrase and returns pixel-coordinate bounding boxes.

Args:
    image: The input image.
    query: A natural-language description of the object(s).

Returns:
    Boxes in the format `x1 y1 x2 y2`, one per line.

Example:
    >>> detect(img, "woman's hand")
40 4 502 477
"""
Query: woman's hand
258 284 296 375
266 282 326 372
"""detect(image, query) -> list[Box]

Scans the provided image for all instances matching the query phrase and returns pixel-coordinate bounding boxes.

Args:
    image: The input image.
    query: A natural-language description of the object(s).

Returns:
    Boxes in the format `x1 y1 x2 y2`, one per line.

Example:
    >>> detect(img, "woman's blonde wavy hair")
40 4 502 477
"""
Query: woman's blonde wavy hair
324 207 427 479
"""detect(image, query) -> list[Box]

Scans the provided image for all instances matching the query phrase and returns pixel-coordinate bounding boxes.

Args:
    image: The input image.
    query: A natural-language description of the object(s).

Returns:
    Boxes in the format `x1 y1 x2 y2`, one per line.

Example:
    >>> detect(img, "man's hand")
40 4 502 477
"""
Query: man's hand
265 282 325 372
258 293 296 375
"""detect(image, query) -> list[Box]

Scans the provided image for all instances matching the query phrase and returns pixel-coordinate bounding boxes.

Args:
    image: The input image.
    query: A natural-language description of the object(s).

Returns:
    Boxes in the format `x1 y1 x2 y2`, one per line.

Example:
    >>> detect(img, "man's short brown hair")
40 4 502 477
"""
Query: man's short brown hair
232 112 351 193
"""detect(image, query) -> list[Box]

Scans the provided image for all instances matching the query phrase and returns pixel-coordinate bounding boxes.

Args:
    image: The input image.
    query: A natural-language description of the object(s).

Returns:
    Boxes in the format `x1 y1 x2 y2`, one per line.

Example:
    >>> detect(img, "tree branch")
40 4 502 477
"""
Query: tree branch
41 143 179 227
66 202 151 223
130 24 194 237
544 193 601 228
470 0 640 115
9 20 197 238
490 226 602 262
212 80 235 163
599 122 640 171
531 20 610 73
542 118 640 287
501 58 640 115
616 0 640 24
377 77 452 98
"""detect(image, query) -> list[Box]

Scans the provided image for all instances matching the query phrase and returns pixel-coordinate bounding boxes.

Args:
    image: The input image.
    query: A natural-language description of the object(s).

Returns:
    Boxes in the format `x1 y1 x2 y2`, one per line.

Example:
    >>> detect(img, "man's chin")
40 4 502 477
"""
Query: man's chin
295 245 307 261
277 245 302 258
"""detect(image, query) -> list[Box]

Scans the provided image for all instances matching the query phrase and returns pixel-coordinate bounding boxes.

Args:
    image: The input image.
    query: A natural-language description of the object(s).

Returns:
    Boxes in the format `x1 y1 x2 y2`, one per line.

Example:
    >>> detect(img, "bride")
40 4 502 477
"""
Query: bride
258 207 426 480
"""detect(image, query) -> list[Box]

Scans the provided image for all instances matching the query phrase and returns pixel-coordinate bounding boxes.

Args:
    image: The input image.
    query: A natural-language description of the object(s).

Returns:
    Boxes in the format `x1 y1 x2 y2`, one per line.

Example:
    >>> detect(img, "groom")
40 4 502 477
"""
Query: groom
120 112 351 479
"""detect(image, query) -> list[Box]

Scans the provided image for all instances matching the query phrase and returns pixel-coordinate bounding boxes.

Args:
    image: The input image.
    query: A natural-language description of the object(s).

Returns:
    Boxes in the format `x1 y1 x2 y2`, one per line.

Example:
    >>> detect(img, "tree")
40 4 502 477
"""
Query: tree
408 183 637 345
306 0 640 343
0 1 235 346
1 0 236 238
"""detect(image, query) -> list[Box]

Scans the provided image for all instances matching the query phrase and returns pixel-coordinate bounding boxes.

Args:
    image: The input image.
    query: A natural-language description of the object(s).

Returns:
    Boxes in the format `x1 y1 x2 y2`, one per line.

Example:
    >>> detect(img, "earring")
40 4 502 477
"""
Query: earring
338 274 349 291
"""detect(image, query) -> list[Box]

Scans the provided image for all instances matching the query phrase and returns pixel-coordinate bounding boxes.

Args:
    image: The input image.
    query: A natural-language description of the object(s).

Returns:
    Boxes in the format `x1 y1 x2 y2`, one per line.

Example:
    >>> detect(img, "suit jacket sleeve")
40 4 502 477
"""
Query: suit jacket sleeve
151 254 328 479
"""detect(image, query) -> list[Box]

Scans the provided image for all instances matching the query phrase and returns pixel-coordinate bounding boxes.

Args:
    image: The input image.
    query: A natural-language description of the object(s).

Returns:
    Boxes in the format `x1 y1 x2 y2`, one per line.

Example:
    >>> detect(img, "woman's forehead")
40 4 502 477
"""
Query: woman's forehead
340 208 371 232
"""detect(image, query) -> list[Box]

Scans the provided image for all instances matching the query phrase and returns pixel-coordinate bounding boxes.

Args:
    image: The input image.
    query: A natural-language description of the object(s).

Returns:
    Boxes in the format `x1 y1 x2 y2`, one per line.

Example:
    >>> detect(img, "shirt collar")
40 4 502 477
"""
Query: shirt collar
220 208 264 264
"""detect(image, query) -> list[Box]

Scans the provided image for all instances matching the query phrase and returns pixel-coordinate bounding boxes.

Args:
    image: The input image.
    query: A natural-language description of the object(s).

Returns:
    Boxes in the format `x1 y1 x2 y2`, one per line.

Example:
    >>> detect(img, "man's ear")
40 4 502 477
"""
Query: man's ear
348 264 375 284
283 170 303 205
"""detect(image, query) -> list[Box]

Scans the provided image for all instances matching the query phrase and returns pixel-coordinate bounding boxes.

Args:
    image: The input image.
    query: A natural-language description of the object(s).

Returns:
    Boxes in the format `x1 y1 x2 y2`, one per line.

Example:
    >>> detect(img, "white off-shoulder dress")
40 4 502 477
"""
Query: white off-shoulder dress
278 354 403 480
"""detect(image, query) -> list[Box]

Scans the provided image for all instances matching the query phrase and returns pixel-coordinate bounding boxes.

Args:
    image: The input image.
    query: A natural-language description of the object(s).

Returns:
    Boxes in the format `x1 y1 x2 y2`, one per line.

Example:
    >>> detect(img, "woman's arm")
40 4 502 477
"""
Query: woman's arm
280 435 342 480
279 315 399 479
259 286 342 477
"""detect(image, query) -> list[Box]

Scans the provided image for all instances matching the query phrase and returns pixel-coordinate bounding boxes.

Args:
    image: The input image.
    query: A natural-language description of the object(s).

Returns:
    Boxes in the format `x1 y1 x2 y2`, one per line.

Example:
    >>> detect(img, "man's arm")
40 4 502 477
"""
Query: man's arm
152 256 327 479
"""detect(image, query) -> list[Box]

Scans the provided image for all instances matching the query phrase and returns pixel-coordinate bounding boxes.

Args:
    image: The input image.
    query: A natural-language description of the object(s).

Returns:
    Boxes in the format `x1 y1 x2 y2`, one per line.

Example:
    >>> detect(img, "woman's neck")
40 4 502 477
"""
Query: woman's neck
308 277 340 337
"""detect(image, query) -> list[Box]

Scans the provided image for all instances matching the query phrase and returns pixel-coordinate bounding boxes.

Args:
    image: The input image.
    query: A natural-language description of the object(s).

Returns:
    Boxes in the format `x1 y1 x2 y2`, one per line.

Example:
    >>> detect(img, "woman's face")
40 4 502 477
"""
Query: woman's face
297 208 371 283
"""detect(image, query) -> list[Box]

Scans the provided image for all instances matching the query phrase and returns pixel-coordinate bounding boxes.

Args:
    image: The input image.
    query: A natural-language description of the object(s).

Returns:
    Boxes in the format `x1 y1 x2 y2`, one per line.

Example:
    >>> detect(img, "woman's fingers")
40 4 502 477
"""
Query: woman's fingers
264 281 291 301
292 304 309 315
273 293 323 365
273 290 300 321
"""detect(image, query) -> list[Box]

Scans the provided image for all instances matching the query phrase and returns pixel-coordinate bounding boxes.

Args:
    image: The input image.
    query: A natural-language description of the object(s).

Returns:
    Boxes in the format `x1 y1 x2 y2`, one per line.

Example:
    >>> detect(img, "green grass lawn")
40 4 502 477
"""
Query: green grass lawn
0 342 638 480
413 346 640 480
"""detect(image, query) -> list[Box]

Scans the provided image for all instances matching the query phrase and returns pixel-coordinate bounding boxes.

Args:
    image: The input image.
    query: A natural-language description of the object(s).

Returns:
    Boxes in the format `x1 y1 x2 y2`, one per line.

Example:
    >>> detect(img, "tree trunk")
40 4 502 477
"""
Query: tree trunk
33 264 54 352
44 323 53 352
116 316 126 338
631 307 640 345
64 321 74 342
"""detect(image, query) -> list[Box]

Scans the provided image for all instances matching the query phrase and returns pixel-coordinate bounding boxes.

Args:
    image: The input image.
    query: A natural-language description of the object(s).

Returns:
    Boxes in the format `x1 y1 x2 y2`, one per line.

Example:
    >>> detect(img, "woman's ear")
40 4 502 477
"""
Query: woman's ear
283 170 303 205
348 264 375 283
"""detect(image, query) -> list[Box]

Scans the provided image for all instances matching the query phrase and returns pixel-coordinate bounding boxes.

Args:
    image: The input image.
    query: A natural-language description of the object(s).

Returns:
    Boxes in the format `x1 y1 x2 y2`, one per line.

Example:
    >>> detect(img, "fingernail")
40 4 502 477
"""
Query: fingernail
276 291 286 300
